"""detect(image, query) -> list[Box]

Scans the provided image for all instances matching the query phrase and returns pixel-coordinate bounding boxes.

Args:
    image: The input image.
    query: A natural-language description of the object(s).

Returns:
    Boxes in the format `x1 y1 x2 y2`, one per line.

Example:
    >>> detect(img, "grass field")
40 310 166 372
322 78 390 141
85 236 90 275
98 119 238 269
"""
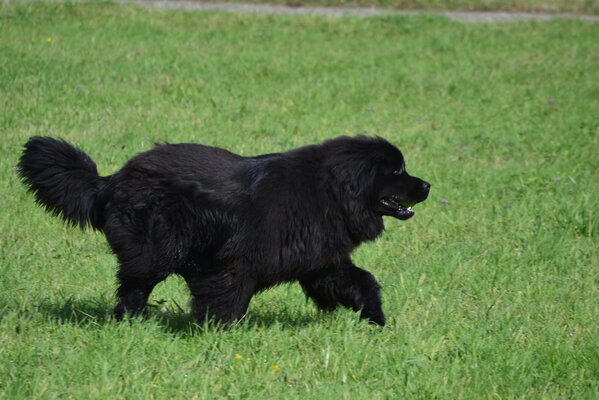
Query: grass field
1 2 598 398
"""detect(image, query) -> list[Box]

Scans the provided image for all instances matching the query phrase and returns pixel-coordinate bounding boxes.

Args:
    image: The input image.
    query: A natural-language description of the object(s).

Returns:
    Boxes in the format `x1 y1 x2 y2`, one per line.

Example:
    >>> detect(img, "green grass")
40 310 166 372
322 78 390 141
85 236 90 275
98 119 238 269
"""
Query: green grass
202 0 599 15
1 2 598 398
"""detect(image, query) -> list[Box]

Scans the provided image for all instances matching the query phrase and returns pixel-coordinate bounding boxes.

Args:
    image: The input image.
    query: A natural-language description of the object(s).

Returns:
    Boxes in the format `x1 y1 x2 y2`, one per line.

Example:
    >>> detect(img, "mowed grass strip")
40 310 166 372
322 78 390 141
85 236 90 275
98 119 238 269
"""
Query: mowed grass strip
1 2 598 399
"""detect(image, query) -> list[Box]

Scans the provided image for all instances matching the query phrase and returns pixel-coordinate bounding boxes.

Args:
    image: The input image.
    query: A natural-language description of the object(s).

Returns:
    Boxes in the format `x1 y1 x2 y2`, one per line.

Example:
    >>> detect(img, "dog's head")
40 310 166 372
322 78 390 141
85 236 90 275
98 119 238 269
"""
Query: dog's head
325 136 430 222
370 146 430 221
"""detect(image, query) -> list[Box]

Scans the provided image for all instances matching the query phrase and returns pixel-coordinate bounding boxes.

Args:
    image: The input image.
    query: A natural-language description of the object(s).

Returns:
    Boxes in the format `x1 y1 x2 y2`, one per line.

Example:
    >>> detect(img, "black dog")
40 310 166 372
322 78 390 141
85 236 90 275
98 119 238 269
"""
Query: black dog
18 136 430 326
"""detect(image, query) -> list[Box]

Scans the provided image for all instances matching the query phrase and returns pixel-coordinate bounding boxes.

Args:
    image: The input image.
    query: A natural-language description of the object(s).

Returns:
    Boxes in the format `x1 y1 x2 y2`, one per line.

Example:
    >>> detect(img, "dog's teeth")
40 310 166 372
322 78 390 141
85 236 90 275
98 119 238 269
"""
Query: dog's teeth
407 207 412 211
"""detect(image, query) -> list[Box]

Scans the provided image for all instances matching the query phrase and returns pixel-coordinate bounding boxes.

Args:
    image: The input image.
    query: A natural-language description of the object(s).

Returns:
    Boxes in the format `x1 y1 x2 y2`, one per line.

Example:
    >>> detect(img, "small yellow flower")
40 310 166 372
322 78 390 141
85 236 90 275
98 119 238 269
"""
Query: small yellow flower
234 354 243 361
47 37 52 43
272 364 282 372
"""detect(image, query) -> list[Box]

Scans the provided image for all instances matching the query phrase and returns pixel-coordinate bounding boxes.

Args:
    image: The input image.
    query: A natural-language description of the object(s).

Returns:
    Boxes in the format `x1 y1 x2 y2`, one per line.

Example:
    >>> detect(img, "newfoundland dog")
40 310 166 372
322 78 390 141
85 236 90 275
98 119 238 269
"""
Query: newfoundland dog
18 136 430 326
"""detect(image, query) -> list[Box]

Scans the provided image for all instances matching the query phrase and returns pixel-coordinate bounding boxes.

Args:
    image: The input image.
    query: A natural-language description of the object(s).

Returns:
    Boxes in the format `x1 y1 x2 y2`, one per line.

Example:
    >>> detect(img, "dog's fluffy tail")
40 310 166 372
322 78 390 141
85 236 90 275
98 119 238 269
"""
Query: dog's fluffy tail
17 136 107 229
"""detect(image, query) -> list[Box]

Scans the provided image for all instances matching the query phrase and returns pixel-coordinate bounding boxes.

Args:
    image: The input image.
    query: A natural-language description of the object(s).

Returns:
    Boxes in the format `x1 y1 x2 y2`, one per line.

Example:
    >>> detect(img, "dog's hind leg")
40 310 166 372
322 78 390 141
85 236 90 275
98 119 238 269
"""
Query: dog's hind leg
105 214 187 321
180 267 256 326
108 238 173 320
300 261 385 326
114 276 163 320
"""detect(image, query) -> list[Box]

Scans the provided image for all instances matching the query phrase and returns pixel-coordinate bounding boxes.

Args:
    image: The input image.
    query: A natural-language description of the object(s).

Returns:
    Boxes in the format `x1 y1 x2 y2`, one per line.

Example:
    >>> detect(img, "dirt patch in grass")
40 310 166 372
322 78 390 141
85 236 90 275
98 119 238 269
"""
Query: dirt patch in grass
125 0 599 15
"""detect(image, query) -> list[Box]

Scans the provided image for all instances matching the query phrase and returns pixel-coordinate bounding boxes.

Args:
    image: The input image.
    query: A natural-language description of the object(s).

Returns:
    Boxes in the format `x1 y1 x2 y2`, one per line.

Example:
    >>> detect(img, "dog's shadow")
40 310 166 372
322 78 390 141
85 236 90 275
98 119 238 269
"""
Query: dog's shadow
34 296 323 336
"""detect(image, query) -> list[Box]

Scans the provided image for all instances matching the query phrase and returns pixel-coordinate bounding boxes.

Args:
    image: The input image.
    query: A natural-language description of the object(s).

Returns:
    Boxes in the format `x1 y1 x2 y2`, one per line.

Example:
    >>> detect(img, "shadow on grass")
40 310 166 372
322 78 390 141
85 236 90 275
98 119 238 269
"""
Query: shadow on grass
31 296 322 336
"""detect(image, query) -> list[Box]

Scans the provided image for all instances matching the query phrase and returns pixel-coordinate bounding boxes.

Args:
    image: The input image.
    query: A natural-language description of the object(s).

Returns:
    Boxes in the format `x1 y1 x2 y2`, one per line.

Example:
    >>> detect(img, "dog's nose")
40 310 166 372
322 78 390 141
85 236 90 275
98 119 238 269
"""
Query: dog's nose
422 181 431 192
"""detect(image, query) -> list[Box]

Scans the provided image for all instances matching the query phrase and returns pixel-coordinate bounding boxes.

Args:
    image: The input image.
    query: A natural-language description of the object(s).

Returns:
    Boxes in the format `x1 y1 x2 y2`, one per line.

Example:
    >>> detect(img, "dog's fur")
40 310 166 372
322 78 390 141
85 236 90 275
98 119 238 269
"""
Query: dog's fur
18 136 430 326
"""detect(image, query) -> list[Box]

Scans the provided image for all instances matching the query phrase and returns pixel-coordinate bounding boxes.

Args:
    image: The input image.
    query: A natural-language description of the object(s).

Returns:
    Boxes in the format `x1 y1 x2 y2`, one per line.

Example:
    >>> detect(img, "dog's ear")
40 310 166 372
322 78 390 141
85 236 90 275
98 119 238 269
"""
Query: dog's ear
329 159 375 199
327 157 384 241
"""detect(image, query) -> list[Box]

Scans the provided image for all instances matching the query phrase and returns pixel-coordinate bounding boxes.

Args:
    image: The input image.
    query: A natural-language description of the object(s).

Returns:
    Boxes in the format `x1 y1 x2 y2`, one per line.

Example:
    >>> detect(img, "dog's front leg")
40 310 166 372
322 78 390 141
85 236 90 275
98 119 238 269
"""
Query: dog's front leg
300 261 385 326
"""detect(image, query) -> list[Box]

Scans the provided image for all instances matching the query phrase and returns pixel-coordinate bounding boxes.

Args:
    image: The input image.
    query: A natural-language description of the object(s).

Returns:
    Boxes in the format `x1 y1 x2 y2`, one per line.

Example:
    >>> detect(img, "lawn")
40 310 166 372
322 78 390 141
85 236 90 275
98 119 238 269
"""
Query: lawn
1 2 598 398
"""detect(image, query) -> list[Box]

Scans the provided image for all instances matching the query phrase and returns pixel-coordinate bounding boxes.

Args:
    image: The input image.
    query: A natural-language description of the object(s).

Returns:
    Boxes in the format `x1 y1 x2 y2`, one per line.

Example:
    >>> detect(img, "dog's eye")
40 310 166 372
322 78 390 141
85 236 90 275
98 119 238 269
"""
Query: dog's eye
393 169 403 176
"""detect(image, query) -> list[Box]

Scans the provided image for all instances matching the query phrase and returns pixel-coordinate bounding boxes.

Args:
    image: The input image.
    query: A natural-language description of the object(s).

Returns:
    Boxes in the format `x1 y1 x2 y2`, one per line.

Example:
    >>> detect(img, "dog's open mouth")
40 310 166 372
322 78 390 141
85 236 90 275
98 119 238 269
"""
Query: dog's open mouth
379 196 416 220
